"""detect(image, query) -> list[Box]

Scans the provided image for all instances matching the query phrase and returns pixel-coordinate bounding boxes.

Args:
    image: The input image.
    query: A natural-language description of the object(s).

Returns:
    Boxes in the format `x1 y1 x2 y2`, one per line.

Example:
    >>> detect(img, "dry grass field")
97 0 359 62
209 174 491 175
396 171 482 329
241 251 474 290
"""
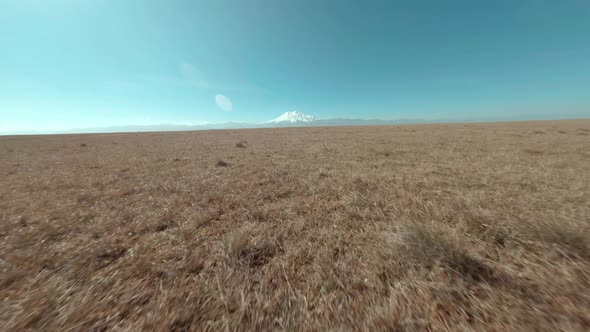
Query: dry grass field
1 120 589 331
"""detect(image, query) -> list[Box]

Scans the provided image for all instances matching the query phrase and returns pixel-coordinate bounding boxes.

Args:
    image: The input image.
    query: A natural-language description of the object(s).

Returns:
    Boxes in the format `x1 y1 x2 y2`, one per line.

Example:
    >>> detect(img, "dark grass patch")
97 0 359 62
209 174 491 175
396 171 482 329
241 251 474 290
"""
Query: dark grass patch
170 316 193 332
77 193 97 204
216 159 229 167
96 246 128 268
404 227 502 284
117 187 139 197
378 151 392 157
183 255 205 274
237 243 278 268
523 149 544 155
230 230 283 269
154 220 177 232
150 210 179 233
0 270 26 290
533 223 590 260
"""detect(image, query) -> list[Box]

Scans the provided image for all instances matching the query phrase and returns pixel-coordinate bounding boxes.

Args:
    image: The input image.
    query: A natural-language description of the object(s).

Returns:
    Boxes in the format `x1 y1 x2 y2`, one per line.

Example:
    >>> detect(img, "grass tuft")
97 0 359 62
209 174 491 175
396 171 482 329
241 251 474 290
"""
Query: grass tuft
216 159 229 167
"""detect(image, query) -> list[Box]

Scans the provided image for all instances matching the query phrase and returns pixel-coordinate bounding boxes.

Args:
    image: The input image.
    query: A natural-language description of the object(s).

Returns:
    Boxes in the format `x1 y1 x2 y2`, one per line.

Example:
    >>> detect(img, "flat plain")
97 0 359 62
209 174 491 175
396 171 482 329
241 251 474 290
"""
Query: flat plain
1 120 589 331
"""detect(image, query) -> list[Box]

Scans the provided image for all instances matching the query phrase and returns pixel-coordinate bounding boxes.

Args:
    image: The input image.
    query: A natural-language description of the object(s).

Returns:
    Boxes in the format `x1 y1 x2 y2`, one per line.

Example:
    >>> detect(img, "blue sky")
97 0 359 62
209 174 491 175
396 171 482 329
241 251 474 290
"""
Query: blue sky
1 0 589 132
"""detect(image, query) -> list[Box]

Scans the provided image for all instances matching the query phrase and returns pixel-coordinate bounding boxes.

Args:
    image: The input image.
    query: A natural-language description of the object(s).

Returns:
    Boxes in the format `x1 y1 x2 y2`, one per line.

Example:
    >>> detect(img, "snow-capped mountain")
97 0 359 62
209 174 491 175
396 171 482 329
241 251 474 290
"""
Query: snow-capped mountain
267 111 318 123
5 110 433 134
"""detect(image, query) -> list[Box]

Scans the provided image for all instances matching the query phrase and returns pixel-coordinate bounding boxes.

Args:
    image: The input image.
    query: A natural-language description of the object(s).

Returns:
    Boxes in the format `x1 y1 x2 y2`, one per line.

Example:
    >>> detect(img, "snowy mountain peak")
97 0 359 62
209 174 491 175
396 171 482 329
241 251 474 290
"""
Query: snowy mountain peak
268 111 318 123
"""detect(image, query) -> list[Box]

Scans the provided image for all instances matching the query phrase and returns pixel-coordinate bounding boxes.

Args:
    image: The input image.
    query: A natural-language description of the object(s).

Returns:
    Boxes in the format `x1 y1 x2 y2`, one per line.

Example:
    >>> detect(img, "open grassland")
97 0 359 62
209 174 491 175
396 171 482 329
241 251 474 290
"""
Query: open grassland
1 120 589 331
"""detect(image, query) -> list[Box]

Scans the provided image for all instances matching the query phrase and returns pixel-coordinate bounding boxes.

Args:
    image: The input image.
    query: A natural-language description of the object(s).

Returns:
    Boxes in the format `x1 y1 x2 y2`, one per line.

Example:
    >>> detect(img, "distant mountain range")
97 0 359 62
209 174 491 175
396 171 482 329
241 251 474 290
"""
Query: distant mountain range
264 111 429 127
3 111 437 135
9 111 574 135
56 112 432 134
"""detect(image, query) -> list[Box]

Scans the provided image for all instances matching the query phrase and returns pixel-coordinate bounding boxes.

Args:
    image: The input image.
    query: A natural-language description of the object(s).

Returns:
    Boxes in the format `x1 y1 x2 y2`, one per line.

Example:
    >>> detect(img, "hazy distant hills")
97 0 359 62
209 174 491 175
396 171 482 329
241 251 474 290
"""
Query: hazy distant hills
0 111 466 135
0 112 428 135
55 114 431 134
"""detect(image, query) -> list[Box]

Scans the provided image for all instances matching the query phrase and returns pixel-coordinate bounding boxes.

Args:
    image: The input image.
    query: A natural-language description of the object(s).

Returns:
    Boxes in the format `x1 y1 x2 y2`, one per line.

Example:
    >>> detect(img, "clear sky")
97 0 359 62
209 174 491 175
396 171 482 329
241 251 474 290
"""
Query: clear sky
1 0 589 132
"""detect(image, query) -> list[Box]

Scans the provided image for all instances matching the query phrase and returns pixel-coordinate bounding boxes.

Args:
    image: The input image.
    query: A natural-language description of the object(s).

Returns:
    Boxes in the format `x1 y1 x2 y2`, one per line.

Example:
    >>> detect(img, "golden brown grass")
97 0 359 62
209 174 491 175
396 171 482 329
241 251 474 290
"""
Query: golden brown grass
1 120 589 331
